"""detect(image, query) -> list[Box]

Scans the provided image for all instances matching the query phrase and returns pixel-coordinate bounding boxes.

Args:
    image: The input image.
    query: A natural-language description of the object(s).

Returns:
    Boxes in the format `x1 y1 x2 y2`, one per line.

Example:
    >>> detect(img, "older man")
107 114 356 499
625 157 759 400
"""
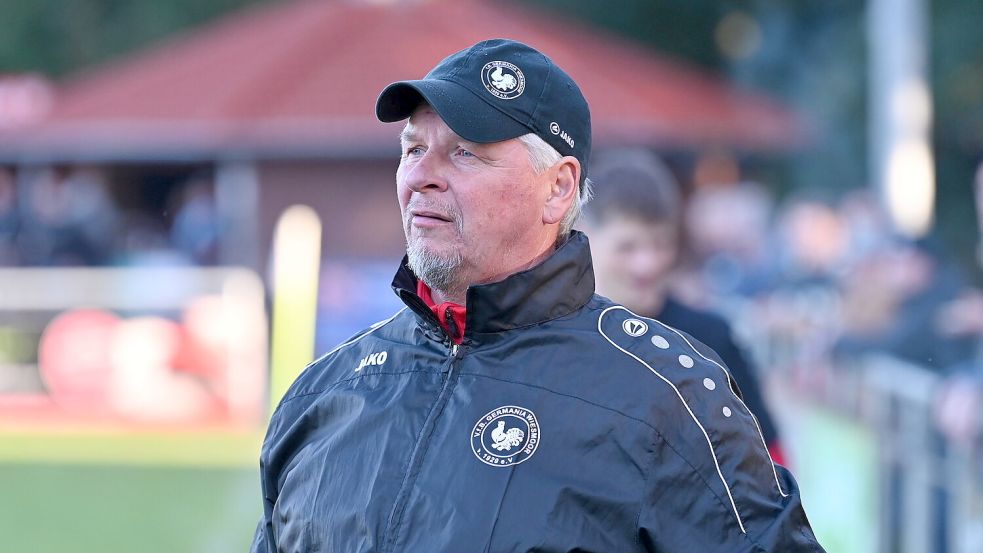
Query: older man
253 39 824 552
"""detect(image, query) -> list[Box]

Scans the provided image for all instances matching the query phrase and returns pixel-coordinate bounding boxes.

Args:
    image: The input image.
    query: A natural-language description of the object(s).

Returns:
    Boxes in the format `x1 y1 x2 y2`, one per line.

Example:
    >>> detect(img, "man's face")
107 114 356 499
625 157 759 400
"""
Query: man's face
587 216 679 314
397 106 554 295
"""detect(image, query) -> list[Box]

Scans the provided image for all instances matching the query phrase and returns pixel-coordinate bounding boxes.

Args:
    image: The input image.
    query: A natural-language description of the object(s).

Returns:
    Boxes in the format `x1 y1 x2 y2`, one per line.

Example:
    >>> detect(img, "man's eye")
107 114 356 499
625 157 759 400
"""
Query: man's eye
404 146 424 156
457 148 475 158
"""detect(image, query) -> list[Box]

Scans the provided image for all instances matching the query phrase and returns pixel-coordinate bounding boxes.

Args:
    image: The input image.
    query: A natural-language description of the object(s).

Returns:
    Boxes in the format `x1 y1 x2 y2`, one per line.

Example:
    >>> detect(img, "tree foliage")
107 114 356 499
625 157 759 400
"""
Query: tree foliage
0 0 264 77
526 0 982 271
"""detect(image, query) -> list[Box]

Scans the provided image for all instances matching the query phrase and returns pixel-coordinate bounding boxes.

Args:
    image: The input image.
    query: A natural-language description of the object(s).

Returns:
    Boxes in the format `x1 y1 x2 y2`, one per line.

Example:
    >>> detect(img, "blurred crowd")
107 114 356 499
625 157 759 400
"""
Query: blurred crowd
0 165 225 267
662 164 983 446
2 155 983 443
0 165 267 425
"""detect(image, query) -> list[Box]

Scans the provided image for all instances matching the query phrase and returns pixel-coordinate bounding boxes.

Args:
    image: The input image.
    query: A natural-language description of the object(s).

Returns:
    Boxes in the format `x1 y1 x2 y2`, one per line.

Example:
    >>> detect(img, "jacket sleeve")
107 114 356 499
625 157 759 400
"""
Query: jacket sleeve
626 325 825 552
637 445 825 552
251 400 293 553
250 517 274 553
251 451 279 553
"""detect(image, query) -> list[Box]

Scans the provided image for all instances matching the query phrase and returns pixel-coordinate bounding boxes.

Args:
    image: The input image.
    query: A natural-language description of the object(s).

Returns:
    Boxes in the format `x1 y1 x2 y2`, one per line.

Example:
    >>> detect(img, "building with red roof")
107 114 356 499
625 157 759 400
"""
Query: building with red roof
0 0 804 266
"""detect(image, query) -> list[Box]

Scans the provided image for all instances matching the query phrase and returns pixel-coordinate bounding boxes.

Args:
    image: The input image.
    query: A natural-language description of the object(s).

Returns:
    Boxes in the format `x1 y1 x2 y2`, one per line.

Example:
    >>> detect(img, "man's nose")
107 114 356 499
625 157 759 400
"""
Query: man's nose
402 150 449 193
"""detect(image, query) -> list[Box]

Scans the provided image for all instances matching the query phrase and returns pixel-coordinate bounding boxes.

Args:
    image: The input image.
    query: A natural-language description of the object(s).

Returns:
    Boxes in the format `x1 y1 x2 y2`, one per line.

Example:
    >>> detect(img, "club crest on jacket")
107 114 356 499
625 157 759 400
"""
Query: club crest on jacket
471 405 540 467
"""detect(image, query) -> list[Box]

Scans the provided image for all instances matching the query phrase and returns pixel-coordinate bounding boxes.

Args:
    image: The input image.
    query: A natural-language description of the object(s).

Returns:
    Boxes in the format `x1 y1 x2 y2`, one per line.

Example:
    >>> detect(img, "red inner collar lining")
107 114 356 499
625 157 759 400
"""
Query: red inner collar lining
416 281 467 344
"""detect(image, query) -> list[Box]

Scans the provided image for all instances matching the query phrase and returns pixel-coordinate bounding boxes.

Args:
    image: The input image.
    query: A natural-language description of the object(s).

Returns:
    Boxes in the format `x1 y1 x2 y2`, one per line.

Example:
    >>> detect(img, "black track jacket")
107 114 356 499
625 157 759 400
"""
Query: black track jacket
252 231 824 552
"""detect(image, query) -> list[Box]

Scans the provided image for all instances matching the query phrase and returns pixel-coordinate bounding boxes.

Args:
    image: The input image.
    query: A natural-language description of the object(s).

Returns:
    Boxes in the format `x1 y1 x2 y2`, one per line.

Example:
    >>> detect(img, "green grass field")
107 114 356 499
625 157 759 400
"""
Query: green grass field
0 462 259 553
0 431 263 553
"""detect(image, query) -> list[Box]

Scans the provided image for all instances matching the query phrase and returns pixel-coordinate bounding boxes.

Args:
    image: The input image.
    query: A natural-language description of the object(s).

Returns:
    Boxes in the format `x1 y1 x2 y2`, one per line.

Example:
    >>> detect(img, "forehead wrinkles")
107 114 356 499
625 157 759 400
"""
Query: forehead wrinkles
400 111 472 146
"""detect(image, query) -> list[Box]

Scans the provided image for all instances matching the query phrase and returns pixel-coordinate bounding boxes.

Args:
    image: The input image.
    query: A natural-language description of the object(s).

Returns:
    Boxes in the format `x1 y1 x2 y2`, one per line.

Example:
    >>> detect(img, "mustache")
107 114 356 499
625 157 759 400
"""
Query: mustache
404 198 460 224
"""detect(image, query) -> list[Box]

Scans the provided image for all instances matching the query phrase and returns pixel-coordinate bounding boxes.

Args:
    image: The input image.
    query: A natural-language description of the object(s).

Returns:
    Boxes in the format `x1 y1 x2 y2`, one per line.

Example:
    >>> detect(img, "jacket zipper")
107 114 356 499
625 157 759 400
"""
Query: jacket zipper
382 340 464 552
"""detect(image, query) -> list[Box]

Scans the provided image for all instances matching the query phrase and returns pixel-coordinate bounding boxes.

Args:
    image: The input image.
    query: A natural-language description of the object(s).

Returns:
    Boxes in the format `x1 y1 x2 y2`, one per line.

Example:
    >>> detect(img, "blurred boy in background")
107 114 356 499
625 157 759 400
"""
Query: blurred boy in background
580 150 786 464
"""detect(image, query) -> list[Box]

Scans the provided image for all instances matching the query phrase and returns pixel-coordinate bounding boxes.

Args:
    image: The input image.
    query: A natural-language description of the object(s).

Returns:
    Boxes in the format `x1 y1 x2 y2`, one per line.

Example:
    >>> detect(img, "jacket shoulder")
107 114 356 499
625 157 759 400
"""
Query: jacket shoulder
276 308 412 406
590 302 793 532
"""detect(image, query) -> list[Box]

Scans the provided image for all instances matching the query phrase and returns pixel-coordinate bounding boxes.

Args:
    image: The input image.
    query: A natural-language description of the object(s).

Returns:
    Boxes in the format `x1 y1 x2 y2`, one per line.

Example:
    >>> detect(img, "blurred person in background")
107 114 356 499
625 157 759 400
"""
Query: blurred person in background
253 39 822 552
0 167 20 265
774 198 849 286
682 179 777 299
168 175 223 265
927 163 983 446
580 150 786 465
835 238 976 373
977 161 983 268
16 166 118 266
933 286 983 446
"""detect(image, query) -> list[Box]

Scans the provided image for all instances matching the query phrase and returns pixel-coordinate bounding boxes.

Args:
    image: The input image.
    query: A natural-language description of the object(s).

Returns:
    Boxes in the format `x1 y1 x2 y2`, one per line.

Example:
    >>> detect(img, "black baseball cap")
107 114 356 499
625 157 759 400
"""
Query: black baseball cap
376 38 591 184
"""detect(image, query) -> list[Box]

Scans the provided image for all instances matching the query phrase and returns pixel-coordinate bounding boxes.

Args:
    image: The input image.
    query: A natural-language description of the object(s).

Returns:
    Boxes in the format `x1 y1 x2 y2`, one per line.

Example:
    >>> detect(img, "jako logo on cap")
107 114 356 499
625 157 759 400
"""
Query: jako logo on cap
549 121 575 148
481 61 526 100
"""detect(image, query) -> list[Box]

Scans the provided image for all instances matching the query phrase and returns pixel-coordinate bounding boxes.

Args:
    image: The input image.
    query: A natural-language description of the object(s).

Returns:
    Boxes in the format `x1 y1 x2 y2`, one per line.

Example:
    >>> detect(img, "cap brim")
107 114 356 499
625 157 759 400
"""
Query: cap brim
376 79 530 144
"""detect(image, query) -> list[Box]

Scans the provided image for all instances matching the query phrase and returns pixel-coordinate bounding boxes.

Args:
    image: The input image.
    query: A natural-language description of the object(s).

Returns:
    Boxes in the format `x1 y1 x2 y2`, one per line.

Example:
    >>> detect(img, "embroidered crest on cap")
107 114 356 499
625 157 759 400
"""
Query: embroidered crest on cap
481 61 526 100
471 405 540 466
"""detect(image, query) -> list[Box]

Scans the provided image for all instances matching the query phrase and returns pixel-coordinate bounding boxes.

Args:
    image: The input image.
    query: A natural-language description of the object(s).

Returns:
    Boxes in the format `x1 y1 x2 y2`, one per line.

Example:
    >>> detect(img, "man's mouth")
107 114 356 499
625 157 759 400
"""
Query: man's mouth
411 210 453 223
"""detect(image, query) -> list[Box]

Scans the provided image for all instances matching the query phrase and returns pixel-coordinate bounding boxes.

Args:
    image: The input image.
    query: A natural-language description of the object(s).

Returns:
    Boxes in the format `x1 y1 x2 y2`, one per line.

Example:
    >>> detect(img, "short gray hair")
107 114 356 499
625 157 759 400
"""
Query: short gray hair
517 133 593 238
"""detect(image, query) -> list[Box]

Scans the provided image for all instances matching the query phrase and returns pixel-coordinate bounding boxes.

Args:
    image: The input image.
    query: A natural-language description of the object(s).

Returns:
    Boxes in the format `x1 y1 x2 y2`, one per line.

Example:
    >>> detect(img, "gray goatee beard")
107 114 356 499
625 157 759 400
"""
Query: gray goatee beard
406 239 464 293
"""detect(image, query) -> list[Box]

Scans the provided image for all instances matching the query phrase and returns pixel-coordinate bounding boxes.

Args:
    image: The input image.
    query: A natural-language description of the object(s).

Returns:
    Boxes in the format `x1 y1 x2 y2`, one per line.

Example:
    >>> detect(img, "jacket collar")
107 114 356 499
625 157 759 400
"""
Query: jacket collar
392 230 596 337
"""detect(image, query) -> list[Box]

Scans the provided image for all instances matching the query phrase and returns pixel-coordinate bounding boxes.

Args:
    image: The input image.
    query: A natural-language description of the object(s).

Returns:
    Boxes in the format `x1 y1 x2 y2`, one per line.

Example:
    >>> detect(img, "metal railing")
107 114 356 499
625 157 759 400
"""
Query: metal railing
769 352 983 553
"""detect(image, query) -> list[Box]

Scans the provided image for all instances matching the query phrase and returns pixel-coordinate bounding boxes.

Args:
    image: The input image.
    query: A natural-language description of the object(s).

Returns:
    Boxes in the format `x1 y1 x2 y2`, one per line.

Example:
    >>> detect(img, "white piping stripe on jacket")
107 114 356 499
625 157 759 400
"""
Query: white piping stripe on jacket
649 317 789 498
317 308 408 362
598 305 746 534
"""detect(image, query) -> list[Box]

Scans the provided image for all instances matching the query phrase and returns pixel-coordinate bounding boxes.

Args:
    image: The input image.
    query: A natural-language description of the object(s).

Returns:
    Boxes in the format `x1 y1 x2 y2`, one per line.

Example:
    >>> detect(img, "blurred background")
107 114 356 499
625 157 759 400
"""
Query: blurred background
0 0 981 551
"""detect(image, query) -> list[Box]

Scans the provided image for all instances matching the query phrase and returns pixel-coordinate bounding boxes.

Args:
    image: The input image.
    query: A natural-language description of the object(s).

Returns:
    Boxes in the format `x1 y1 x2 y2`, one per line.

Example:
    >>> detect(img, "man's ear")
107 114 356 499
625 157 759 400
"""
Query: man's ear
543 156 581 225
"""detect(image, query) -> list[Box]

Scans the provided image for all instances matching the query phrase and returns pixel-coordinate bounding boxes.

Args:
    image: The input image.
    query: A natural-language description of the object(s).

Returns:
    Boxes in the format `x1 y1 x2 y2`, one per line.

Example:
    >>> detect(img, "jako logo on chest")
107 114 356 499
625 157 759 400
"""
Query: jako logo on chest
355 351 388 371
